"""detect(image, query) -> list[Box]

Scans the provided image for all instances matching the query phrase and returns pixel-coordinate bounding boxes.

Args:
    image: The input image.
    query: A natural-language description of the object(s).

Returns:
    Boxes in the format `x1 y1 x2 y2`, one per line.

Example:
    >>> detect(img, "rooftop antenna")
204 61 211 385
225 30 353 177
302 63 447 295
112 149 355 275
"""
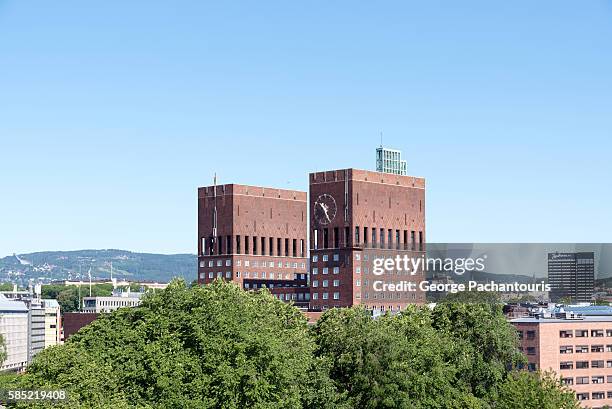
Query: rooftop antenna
380 131 383 147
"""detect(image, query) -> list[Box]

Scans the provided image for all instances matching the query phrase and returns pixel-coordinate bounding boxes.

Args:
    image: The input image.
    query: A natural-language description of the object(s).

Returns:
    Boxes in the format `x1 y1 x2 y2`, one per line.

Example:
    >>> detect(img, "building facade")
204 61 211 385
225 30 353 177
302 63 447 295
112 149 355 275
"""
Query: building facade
0 295 29 371
513 315 612 408
549 252 595 303
82 289 143 313
309 168 426 311
197 183 310 303
376 146 407 175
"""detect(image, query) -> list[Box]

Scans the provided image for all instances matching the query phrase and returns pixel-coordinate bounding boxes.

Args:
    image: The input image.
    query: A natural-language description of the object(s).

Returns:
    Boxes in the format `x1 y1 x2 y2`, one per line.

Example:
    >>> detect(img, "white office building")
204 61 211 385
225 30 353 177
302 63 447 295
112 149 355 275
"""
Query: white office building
82 287 144 313
0 294 29 371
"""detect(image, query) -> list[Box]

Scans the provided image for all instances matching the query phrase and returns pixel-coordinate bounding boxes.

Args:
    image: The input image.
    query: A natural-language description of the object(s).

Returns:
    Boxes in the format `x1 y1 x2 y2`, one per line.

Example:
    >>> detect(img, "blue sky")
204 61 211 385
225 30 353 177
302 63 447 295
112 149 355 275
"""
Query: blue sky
0 1 610 255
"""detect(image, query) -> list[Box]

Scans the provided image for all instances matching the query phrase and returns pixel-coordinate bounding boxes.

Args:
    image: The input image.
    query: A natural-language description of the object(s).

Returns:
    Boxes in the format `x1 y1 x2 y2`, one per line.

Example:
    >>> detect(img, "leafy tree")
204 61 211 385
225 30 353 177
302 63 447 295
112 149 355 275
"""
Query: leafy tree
8 281 578 409
9 280 336 409
0 282 14 291
431 302 526 398
491 371 579 409
440 290 501 305
313 307 484 408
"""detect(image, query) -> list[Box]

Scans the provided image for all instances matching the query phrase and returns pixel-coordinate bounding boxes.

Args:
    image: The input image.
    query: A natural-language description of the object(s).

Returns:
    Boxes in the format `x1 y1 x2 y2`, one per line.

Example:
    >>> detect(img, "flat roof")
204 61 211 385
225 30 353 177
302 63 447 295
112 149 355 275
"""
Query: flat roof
512 316 612 323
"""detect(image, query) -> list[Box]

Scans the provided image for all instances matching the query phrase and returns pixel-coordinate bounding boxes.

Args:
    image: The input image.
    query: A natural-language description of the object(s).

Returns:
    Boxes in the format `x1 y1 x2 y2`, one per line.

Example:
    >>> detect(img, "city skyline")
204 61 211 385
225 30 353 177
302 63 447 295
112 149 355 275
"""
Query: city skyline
2 1 611 255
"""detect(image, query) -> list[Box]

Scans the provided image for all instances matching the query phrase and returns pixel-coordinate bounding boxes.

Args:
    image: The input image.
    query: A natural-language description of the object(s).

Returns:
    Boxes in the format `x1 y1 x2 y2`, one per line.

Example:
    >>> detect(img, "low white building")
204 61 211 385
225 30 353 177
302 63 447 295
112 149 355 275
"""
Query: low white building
0 294 29 371
82 288 144 313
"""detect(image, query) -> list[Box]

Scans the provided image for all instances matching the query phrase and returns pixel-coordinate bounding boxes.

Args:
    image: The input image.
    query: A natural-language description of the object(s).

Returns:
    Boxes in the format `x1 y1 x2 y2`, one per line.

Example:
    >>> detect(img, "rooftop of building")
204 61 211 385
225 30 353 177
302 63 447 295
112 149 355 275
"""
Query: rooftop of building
198 183 307 200
309 168 425 188
0 294 28 312
512 316 612 323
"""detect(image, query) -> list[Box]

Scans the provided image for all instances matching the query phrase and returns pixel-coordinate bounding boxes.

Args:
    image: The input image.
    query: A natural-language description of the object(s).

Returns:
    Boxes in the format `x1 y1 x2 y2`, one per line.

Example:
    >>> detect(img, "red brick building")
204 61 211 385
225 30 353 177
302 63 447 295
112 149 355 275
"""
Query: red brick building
309 168 426 311
197 183 310 306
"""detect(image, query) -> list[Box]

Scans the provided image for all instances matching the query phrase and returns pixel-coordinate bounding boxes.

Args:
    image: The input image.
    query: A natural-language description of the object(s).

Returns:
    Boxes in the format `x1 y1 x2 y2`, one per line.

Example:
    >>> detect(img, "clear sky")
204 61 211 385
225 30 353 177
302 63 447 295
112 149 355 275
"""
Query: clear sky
1 1 610 256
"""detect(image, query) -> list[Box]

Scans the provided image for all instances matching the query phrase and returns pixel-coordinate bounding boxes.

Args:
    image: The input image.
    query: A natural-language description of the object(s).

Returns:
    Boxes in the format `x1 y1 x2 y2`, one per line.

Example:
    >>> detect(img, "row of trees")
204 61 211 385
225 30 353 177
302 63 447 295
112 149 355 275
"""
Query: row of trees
5 280 579 408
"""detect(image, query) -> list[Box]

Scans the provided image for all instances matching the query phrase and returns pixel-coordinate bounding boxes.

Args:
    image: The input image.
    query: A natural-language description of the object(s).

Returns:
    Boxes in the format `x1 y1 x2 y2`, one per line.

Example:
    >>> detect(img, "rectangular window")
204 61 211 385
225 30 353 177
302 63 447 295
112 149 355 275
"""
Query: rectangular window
285 238 289 256
323 228 329 249
576 361 589 369
576 329 588 337
576 376 589 385
293 239 297 257
410 231 415 250
245 236 250 254
355 226 360 245
560 346 573 354
333 280 339 287
269 237 274 256
278 238 282 256
560 361 573 370
387 229 392 248
592 360 604 368
333 292 340 300
592 329 604 337
236 236 241 254
372 228 377 247
253 236 258 255
322 292 329 300
333 227 339 248
526 330 536 340
364 227 369 245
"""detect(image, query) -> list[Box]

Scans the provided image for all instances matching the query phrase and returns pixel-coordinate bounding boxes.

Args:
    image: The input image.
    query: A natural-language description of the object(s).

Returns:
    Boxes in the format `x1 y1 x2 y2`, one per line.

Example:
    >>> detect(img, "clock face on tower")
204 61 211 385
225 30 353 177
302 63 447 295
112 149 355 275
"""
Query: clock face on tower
314 194 337 225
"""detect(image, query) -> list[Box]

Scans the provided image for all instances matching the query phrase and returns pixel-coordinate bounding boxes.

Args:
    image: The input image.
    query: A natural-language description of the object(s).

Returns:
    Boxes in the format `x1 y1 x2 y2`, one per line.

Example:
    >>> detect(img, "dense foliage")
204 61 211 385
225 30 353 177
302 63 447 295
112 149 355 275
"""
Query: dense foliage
6 280 578 408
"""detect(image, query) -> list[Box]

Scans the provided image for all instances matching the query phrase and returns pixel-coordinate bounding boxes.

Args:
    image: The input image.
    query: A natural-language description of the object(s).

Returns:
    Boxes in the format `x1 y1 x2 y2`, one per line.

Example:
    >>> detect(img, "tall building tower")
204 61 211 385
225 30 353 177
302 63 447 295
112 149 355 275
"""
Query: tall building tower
376 146 407 175
548 252 595 303
309 168 426 312
197 183 310 307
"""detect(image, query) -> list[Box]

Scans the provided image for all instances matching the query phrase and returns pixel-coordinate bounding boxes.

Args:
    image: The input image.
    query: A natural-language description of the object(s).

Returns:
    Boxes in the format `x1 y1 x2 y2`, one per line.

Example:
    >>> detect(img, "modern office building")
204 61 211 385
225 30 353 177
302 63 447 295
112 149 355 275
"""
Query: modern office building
197 183 310 305
549 252 595 303
0 287 62 364
0 294 29 371
309 168 426 311
376 146 407 175
513 313 612 408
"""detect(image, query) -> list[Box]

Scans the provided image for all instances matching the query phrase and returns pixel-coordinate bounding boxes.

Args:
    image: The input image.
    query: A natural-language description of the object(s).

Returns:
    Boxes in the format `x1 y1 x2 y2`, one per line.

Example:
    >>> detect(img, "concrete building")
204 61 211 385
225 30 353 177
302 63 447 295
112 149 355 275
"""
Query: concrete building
197 183 310 305
0 294 29 371
82 288 143 313
309 168 426 311
549 252 595 303
0 286 62 364
376 146 407 175
41 299 61 349
513 314 612 408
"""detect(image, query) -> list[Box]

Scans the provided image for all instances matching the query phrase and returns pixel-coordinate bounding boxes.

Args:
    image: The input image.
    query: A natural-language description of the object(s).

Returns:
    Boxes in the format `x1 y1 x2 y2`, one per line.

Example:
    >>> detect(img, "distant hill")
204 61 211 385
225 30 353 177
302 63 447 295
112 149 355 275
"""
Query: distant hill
0 249 196 285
